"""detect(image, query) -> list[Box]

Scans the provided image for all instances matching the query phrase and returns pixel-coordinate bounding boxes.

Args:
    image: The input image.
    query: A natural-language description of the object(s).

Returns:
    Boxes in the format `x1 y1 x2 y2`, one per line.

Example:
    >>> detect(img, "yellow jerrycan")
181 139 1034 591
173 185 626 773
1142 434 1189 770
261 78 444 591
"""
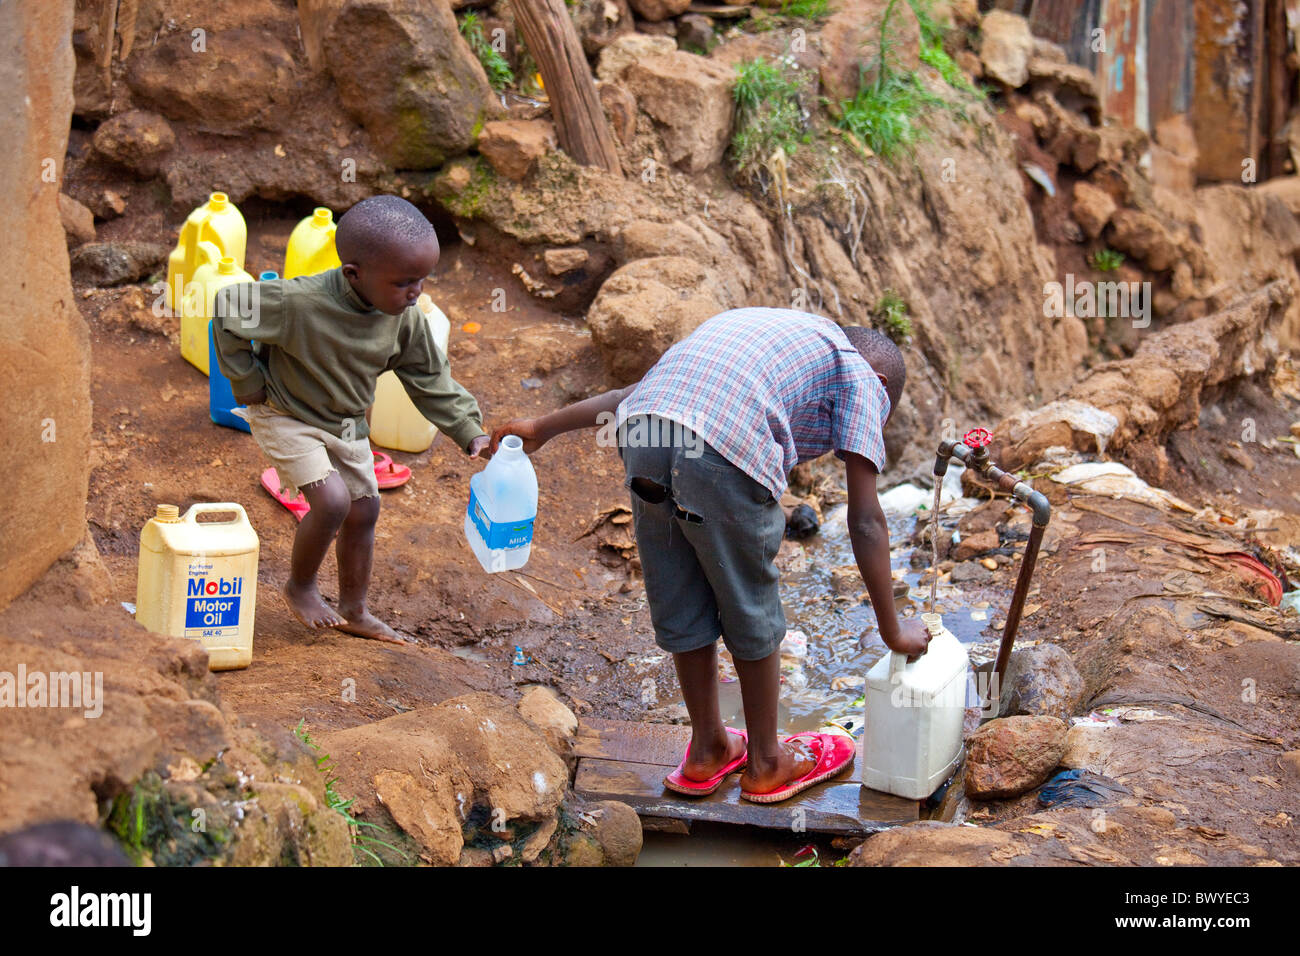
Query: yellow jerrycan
181 256 254 375
166 192 247 314
284 207 342 279
135 503 260 672
370 294 453 452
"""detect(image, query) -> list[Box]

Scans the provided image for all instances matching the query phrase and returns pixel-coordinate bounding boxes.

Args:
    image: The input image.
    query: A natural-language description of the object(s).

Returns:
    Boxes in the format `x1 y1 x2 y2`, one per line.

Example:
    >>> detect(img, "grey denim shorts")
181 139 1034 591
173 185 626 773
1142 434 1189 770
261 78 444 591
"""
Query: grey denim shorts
619 415 786 661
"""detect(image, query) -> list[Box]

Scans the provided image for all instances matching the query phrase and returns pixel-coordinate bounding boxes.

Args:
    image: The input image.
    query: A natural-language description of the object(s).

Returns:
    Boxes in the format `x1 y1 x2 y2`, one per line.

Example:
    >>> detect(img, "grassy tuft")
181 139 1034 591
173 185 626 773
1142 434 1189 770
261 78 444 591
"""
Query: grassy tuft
873 288 913 342
1089 248 1125 272
730 57 812 178
459 12 514 91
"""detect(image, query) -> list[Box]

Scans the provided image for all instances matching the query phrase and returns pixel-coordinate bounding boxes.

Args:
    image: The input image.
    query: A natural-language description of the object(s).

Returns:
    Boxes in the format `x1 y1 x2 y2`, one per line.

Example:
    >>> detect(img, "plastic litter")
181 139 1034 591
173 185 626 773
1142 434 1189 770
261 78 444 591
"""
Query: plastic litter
1283 589 1300 616
1050 461 1196 512
511 646 531 666
1037 769 1130 808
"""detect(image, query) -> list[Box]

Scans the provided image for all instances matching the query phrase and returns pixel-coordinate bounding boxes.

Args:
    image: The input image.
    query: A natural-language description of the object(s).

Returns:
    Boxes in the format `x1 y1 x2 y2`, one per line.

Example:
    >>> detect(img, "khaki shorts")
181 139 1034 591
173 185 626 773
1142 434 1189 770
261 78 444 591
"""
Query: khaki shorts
239 402 378 501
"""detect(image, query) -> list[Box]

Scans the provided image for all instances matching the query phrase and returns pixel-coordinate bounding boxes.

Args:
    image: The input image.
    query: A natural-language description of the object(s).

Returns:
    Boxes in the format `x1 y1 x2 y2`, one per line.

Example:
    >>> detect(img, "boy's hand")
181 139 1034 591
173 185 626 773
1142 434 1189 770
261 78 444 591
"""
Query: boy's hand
490 418 548 455
467 435 491 459
236 386 267 406
883 618 931 661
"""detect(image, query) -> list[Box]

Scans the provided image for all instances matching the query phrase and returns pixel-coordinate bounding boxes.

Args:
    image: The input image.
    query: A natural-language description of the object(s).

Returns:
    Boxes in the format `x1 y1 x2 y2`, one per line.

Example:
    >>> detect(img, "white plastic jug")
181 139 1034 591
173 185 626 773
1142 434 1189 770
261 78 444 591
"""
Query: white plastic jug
862 612 970 799
464 434 537 572
135 503 260 671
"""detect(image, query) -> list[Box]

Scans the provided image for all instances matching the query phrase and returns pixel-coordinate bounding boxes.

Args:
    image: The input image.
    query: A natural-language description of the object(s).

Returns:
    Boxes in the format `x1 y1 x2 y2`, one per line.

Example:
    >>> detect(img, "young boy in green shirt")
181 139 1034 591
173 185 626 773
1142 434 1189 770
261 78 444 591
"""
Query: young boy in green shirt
214 195 489 643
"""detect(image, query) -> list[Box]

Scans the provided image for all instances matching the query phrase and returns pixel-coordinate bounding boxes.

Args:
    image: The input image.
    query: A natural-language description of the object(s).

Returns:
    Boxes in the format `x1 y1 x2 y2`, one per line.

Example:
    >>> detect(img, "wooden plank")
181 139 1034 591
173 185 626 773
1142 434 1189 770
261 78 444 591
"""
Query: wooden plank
575 757 919 835
574 716 694 765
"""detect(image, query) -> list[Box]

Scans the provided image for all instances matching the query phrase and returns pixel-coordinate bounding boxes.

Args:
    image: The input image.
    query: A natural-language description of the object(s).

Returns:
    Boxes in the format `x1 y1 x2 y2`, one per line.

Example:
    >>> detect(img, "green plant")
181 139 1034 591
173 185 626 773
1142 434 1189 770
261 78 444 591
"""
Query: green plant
911 0 982 97
459 12 514 91
730 57 812 177
1089 247 1125 272
873 288 913 342
294 720 409 866
779 0 831 19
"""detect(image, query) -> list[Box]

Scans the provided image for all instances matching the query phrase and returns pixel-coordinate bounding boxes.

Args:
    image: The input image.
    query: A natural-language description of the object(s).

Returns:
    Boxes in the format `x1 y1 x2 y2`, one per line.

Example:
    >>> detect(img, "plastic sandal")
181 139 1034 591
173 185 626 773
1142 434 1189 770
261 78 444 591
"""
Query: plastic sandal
663 728 748 797
260 467 310 522
373 451 412 490
739 732 855 804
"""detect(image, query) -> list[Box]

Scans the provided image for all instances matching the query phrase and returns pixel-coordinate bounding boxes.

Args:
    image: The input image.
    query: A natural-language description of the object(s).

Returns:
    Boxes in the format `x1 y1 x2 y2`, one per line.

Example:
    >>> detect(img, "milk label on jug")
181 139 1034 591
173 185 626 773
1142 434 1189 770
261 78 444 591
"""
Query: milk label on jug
468 489 535 550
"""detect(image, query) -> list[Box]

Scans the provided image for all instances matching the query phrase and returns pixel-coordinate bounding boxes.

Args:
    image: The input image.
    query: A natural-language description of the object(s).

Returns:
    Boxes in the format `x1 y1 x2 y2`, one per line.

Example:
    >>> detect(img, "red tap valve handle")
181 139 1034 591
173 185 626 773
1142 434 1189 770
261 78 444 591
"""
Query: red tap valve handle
963 428 992 449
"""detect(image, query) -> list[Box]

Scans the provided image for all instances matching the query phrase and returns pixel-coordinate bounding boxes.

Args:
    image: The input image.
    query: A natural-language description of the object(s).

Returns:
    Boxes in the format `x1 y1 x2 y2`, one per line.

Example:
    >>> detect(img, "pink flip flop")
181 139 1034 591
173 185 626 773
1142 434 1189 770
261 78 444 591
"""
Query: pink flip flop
663 728 748 797
373 451 412 490
261 467 310 522
739 732 855 804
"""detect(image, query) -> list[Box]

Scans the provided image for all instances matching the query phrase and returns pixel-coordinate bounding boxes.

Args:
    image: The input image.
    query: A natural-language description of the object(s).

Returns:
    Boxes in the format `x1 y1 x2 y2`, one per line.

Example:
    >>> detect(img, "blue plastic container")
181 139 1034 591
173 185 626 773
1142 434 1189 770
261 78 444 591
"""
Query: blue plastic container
207 271 275 432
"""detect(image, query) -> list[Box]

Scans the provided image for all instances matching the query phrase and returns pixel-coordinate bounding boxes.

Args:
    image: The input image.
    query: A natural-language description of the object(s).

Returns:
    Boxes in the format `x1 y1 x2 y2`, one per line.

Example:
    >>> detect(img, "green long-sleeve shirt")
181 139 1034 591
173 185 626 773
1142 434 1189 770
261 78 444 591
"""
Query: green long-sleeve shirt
212 268 486 452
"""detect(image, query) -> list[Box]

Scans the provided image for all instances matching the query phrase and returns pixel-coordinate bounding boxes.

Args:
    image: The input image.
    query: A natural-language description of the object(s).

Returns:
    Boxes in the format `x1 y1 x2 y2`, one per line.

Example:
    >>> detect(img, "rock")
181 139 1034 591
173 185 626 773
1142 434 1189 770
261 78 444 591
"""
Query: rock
58 193 95 247
587 256 737 382
92 189 128 219
516 685 579 759
678 13 715 52
596 33 677 83
70 241 169 287
1 0 91 609
91 110 175 176
571 0 635 55
625 51 735 173
979 10 1034 87
325 0 493 169
1109 209 1180 272
598 82 638 144
319 693 568 863
952 529 998 562
373 768 463 865
478 119 556 181
1258 176 1300 217
1026 58 1099 115
589 800 642 865
950 561 993 584
127 31 298 133
543 248 590 275
964 715 1067 800
850 820 1032 866
1071 180 1117 239
830 565 861 596
1278 751 1300 787
999 645 1085 720
820 0 921 106
629 0 690 21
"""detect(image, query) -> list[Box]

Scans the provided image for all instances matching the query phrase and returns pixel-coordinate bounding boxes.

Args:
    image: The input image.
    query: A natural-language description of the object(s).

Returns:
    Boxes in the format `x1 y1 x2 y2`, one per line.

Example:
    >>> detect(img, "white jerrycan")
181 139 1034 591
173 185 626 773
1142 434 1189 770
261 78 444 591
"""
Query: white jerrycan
370 294 452 453
862 612 970 798
464 434 538 572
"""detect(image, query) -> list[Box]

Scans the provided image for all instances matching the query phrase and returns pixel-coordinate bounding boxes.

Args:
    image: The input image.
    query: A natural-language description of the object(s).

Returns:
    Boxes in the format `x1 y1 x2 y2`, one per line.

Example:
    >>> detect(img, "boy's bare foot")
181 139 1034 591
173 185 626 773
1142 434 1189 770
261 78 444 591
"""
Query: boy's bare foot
333 606 410 645
283 581 347 629
739 739 817 794
680 728 748 782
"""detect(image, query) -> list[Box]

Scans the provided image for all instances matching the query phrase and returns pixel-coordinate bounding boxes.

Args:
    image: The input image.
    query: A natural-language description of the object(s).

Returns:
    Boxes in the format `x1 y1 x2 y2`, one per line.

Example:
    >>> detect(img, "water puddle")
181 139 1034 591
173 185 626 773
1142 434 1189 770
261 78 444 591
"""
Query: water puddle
665 468 1008 735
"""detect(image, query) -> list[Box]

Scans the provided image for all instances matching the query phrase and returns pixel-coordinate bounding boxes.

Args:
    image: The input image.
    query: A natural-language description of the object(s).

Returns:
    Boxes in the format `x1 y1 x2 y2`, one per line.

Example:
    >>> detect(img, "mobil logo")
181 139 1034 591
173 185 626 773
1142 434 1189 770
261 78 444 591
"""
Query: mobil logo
187 576 243 597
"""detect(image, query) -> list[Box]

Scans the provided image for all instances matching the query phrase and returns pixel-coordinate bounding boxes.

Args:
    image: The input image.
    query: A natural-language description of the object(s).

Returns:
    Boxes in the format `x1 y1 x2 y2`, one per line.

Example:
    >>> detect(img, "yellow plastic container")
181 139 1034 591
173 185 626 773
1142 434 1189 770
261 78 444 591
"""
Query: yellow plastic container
135 503 260 672
181 256 254 375
283 207 342 279
370 294 453 452
166 192 247 314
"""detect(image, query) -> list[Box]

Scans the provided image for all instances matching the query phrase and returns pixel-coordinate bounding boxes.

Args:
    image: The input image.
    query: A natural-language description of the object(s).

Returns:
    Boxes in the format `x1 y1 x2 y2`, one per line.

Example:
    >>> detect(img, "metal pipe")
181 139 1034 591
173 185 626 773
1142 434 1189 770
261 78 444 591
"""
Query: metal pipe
931 429 1052 718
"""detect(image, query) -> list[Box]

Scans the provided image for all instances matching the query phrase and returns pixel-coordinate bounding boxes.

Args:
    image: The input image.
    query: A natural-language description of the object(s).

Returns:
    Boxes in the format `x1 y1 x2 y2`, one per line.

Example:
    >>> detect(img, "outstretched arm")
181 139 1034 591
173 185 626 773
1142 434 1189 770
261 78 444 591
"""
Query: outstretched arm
844 451 930 659
489 382 638 454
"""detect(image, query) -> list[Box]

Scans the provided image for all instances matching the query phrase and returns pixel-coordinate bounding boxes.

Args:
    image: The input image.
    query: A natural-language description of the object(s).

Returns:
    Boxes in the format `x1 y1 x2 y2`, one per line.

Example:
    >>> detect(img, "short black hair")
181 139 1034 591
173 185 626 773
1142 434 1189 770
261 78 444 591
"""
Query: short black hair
842 326 905 414
336 195 437 265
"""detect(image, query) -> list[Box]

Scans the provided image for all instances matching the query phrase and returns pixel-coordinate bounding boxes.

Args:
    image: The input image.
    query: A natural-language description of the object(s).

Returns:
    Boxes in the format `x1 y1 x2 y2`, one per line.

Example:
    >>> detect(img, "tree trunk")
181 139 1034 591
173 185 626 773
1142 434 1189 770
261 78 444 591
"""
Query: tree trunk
513 0 622 176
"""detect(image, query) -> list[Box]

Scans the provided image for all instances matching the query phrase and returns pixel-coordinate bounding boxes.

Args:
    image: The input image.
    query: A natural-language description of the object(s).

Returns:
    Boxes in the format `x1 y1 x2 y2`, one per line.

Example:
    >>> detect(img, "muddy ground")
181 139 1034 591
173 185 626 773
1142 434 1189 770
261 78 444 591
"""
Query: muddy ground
69 191 1300 865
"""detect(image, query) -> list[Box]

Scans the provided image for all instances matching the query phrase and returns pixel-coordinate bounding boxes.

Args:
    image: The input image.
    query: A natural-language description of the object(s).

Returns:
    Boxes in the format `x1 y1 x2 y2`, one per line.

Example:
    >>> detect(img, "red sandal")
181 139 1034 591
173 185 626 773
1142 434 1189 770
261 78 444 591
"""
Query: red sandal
663 728 748 797
373 451 412 490
739 732 855 804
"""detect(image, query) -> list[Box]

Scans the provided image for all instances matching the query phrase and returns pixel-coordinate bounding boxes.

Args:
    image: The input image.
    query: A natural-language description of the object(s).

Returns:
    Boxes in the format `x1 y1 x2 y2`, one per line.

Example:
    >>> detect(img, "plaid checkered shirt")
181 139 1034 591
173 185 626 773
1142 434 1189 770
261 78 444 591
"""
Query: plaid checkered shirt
616 308 891 499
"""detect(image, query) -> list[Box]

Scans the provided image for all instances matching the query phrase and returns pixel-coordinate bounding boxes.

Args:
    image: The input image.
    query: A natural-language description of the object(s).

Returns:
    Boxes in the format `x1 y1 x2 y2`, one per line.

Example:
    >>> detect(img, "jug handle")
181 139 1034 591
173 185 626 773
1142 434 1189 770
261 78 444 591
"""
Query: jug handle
888 651 908 679
184 503 250 525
